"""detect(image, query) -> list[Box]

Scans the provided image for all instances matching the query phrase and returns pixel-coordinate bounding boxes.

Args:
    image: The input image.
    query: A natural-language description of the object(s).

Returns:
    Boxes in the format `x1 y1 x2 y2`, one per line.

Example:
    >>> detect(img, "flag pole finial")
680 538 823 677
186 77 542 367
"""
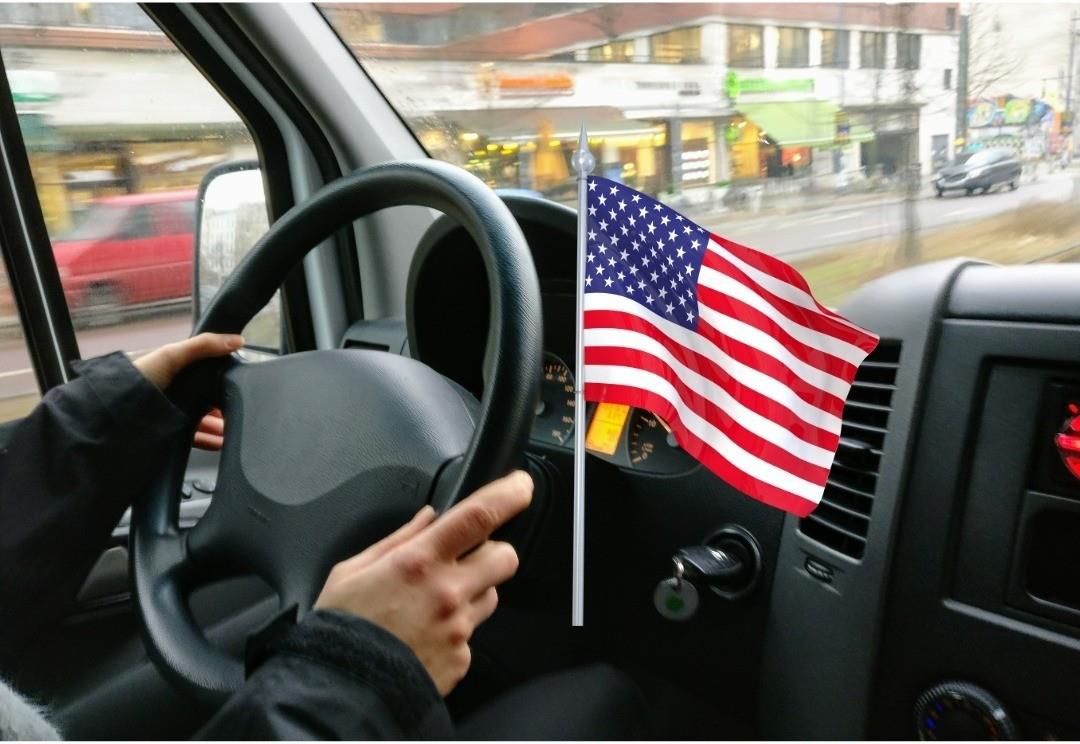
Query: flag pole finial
571 123 595 177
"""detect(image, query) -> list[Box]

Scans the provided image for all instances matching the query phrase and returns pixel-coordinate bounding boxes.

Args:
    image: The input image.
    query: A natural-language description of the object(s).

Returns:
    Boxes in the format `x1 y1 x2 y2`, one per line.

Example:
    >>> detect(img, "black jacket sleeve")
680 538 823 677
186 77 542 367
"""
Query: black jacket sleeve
197 610 454 740
0 352 190 670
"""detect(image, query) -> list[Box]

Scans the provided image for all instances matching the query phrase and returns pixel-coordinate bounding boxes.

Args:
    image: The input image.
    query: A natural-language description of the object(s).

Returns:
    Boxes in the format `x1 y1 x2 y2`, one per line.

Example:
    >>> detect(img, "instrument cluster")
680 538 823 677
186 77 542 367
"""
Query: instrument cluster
530 351 698 475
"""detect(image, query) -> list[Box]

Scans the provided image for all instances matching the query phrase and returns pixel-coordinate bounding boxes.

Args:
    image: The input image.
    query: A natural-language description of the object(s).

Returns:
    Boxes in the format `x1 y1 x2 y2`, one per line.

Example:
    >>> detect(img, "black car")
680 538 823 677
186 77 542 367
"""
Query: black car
933 147 1022 196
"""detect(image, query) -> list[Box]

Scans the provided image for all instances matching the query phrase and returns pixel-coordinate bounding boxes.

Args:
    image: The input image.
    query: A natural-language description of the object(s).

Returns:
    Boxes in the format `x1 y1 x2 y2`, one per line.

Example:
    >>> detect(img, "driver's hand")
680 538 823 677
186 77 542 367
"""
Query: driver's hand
134 333 244 390
314 470 533 696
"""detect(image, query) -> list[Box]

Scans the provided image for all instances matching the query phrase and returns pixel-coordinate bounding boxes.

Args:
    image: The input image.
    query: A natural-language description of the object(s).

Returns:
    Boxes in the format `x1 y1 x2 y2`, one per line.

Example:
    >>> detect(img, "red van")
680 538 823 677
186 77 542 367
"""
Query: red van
52 189 197 316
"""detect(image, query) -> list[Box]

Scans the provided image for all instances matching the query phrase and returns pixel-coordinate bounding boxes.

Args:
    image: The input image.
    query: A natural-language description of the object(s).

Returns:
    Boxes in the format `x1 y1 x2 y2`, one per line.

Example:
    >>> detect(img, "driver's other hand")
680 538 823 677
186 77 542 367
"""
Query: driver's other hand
134 332 244 391
314 470 533 696
193 407 225 451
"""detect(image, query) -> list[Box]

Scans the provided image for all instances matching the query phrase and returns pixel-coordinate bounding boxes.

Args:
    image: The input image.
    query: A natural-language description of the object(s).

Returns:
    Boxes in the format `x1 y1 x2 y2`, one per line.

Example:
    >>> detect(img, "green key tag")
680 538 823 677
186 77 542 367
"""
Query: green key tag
653 577 699 621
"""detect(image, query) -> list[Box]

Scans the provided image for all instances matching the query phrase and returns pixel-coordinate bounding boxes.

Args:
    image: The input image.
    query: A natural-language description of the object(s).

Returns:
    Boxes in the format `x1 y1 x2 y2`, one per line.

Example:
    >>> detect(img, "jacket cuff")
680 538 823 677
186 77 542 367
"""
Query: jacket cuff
272 609 444 732
68 352 189 431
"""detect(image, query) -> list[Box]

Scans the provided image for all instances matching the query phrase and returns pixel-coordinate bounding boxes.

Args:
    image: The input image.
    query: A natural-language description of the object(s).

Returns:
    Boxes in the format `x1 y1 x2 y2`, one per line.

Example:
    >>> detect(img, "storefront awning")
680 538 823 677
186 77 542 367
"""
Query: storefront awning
735 101 873 148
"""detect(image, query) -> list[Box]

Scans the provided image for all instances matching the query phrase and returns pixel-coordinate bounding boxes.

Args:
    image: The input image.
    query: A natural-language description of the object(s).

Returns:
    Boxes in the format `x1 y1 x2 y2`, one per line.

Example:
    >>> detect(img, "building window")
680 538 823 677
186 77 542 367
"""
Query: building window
649 26 701 63
777 27 809 68
586 39 636 62
860 31 886 68
897 33 921 69
821 29 850 68
944 68 952 89
945 7 957 31
728 24 764 68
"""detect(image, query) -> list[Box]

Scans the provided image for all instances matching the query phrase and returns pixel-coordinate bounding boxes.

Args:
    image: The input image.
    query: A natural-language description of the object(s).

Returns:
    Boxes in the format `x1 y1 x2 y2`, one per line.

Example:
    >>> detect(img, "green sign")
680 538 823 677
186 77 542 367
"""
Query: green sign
724 72 814 101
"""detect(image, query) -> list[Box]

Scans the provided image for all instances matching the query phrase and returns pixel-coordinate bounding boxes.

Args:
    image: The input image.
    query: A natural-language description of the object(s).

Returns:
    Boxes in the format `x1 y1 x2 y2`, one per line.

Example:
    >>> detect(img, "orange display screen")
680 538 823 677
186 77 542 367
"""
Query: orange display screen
585 402 631 455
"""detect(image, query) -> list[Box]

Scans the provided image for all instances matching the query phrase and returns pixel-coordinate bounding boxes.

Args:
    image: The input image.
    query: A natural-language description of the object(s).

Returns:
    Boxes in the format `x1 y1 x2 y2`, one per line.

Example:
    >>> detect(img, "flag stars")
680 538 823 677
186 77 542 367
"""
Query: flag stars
588 206 597 217
631 193 641 203
587 252 595 263
604 276 614 288
639 207 648 219
617 200 626 211
588 180 597 192
658 288 668 299
690 239 701 250
598 194 607 206
616 271 625 282
665 302 675 314
660 215 670 226
595 265 605 275
647 222 657 234
599 219 609 232
619 250 629 261
585 276 592 287
587 229 597 241
644 294 654 305
686 311 695 323
676 247 686 259
683 225 693 235
607 256 616 267
620 224 629 236
685 264 694 276
609 185 619 196
628 265 639 277
608 209 617 220
625 284 634 295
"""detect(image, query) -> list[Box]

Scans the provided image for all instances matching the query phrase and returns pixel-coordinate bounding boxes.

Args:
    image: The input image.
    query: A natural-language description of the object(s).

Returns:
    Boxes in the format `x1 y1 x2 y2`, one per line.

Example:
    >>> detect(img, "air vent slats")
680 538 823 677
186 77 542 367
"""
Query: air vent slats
799 340 902 560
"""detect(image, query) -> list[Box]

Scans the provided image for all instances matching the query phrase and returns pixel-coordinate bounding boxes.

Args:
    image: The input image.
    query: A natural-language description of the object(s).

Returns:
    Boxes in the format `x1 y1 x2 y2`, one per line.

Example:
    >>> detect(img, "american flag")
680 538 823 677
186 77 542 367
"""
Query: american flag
582 176 879 516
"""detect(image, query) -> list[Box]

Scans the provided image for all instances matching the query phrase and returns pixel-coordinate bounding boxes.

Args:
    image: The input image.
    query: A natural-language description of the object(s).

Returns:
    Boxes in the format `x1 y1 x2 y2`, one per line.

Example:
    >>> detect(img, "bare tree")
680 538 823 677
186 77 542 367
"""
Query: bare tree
967 3 1023 100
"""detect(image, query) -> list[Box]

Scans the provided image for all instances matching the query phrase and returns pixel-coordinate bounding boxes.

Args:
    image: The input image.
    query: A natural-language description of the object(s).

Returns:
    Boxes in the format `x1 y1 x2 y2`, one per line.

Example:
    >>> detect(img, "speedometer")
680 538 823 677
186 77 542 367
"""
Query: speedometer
628 409 694 472
532 352 575 447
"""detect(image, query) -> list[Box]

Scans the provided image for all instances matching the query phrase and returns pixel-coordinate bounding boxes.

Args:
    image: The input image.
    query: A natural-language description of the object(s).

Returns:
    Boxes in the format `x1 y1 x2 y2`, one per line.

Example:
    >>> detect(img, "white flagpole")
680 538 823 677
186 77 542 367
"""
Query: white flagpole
570 124 594 627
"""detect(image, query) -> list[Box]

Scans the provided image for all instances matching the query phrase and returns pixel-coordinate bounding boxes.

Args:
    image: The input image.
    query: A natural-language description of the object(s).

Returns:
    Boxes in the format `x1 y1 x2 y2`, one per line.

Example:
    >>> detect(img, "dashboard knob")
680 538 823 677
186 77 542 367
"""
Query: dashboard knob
914 681 1018 740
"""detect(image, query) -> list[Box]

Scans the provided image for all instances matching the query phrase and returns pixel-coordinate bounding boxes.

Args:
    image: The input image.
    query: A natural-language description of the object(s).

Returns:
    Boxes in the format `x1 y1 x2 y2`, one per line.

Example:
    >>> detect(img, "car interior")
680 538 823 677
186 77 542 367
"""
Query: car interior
0 3 1078 741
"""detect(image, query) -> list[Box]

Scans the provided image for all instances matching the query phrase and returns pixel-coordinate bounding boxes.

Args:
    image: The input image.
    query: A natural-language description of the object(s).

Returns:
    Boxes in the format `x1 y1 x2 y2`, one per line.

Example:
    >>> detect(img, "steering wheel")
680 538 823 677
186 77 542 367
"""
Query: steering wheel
130 160 543 706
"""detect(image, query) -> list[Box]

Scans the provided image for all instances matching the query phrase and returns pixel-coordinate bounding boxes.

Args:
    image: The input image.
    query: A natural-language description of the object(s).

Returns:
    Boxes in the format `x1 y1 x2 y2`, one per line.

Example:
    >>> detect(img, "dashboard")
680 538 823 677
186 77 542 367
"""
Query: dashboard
348 193 1080 740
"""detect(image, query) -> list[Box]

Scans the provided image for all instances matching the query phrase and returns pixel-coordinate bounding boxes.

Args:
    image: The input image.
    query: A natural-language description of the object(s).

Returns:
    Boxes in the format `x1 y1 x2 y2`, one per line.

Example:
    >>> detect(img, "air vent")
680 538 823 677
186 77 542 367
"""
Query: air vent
799 340 902 559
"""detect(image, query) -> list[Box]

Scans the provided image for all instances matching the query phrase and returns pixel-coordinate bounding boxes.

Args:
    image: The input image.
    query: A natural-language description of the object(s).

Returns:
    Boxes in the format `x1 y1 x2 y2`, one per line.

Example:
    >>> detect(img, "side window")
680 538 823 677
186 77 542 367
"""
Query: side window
151 202 190 236
119 206 154 240
0 4 278 357
0 263 41 422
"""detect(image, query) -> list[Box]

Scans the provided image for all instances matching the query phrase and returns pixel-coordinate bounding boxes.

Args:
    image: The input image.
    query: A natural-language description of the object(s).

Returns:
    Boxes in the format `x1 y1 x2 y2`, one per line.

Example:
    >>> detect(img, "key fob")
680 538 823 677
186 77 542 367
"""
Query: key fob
653 577 699 621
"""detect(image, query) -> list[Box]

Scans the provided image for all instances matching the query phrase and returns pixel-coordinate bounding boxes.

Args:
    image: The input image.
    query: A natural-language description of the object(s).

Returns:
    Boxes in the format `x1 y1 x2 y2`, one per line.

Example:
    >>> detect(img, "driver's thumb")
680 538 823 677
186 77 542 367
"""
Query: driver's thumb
173 333 244 369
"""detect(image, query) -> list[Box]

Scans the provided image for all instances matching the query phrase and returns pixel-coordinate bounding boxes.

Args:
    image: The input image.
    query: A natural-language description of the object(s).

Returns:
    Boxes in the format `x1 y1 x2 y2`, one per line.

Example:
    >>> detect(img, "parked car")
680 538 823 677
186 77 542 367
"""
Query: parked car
933 147 1022 196
51 190 196 317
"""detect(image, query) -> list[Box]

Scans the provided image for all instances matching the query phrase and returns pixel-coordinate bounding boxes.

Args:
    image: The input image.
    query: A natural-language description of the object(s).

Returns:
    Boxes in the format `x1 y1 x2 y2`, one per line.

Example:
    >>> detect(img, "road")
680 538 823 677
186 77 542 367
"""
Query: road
698 170 1077 259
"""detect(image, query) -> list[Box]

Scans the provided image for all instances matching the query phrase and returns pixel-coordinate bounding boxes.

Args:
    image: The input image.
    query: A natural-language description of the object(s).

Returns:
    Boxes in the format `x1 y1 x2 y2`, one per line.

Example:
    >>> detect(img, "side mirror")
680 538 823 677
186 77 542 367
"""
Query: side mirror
194 161 281 351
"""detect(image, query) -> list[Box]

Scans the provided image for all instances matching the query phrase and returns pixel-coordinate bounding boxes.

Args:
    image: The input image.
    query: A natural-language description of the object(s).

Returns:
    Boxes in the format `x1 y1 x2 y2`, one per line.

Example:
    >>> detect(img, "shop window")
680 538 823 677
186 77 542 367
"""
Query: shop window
821 29 850 68
777 27 809 68
896 33 921 69
860 31 887 69
648 26 701 64
586 39 635 62
728 24 763 68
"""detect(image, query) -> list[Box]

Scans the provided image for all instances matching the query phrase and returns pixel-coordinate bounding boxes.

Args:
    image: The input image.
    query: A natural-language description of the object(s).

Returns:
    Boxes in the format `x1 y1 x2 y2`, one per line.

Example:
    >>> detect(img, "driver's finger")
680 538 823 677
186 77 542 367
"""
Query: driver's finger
197 412 225 437
467 586 499 627
456 540 519 596
337 505 437 573
193 432 224 451
422 471 532 560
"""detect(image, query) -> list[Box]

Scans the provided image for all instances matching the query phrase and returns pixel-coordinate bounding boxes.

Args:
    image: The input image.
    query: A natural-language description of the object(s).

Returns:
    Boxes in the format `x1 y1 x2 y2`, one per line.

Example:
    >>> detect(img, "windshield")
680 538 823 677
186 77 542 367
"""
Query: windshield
965 149 1001 167
321 2 1079 307
55 202 128 242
